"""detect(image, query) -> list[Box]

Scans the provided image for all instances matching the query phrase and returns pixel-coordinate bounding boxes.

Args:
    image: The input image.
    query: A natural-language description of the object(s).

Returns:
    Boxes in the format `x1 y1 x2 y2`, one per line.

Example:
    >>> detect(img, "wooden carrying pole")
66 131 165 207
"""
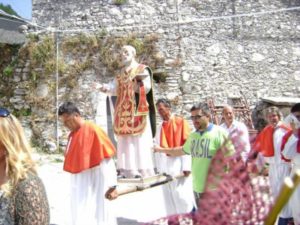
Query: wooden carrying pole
264 169 300 225
116 173 186 197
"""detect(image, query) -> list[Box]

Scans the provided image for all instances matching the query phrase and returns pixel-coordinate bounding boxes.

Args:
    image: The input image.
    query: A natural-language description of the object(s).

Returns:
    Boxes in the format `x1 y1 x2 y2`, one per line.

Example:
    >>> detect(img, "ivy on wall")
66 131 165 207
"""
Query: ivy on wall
60 32 167 83
2 32 167 112
0 32 168 150
0 43 22 114
113 0 127 5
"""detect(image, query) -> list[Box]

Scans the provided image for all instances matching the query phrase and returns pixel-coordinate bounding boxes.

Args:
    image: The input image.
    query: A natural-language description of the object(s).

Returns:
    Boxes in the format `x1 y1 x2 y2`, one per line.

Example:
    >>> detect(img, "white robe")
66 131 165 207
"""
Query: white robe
282 134 300 224
154 117 196 213
69 158 117 225
264 126 292 219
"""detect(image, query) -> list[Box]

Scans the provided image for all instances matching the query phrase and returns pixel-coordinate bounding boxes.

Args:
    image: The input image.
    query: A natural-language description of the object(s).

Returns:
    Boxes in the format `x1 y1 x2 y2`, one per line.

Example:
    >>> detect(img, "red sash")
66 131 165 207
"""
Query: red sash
280 128 300 161
254 124 290 157
63 122 115 173
160 116 190 148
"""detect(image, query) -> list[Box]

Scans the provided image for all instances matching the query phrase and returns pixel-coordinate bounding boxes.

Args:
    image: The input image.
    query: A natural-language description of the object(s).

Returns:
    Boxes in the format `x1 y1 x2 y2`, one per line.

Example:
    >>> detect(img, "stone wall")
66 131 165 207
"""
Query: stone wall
5 0 300 151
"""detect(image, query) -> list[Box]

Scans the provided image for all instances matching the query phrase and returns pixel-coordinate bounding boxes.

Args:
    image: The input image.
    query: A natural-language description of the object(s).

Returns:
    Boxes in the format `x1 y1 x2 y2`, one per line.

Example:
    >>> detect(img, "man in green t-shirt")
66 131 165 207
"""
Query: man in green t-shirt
154 102 230 206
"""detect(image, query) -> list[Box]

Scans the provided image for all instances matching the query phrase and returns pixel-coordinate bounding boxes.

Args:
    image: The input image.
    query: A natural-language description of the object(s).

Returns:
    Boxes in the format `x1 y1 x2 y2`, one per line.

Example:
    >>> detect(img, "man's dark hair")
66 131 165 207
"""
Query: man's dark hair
58 102 81 116
291 103 300 113
156 98 171 108
190 102 211 117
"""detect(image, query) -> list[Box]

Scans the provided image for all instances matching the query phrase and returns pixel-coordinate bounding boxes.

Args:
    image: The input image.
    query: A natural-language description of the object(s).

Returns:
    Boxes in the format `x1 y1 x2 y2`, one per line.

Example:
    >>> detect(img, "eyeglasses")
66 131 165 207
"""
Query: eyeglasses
0 108 10 117
190 114 205 120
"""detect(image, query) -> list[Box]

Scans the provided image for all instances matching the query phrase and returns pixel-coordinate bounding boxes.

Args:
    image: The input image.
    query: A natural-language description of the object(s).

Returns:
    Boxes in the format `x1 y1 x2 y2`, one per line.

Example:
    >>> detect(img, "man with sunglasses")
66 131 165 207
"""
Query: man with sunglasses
154 103 230 206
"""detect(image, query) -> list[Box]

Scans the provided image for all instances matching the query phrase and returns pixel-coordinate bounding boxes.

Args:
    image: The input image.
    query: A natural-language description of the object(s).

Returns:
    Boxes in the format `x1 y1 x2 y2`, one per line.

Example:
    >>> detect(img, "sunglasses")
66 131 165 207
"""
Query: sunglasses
0 108 10 117
190 114 205 120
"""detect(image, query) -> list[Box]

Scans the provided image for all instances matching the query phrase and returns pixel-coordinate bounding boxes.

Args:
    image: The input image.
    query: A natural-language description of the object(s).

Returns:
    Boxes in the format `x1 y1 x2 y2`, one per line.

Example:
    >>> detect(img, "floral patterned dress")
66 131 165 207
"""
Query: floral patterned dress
0 174 50 225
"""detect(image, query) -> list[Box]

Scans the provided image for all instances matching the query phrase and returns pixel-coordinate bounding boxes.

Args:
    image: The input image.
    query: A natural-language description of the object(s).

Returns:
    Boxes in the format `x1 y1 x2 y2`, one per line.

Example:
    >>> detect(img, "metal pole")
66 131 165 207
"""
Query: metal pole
55 32 59 151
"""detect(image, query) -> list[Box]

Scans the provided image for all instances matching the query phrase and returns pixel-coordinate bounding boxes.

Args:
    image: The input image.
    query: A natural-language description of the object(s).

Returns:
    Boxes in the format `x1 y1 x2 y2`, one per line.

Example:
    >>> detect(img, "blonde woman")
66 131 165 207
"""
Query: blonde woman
0 108 49 225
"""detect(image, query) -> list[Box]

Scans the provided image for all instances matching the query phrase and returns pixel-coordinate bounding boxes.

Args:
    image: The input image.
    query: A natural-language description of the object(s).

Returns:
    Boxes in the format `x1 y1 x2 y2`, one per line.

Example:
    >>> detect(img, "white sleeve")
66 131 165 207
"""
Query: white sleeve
282 135 298 160
142 74 151 94
240 123 251 160
154 123 161 146
181 154 191 172
153 124 163 172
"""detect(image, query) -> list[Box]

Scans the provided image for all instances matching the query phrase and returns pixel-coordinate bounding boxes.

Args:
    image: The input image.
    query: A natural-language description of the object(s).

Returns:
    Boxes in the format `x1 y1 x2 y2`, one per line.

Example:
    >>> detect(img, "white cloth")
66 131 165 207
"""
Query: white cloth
117 116 154 176
220 120 250 162
69 158 117 225
264 125 292 219
154 118 196 213
105 76 154 177
282 134 300 224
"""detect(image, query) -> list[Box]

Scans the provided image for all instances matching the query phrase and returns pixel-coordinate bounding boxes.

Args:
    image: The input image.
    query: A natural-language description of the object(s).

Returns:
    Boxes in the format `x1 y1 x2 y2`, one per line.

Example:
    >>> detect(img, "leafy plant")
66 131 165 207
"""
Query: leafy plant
113 0 127 5
3 65 13 77
13 108 32 117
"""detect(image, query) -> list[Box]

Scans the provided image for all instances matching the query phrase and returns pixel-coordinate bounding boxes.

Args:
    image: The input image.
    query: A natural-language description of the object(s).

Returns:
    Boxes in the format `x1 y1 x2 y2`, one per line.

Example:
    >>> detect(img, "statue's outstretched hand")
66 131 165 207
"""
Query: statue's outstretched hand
92 82 110 93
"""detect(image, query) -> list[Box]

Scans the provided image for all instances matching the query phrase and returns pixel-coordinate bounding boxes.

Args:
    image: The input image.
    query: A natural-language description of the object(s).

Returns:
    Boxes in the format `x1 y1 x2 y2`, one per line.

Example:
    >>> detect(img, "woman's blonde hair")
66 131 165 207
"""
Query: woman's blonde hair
0 114 36 195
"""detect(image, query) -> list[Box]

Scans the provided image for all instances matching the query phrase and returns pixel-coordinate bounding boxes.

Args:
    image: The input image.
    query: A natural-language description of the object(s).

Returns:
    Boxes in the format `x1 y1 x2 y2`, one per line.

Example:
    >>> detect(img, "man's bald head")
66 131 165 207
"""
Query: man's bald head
222 105 235 126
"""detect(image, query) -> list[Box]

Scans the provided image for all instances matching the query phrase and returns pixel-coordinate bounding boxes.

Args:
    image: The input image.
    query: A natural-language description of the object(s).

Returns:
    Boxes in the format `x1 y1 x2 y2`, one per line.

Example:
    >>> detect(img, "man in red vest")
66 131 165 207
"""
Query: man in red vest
59 102 118 225
154 98 195 213
254 106 293 225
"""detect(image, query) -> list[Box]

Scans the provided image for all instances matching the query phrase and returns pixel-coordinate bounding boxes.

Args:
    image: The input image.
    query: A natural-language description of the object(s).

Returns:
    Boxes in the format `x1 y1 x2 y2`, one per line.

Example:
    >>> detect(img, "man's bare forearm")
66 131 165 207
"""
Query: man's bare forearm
154 146 185 156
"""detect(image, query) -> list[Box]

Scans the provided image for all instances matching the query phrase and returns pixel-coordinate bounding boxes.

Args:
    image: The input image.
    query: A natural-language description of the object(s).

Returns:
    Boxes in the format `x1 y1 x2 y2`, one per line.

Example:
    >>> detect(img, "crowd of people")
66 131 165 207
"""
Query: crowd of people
0 45 300 225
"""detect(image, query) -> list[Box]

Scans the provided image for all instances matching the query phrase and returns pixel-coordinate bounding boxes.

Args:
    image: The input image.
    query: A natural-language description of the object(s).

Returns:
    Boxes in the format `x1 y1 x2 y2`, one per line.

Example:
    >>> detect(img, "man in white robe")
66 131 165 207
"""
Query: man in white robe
58 102 118 225
282 103 300 225
254 106 293 225
154 98 195 213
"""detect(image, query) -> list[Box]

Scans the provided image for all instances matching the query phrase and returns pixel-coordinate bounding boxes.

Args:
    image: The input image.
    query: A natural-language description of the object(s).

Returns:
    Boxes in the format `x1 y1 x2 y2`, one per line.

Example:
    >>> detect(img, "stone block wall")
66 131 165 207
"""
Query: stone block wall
6 0 300 150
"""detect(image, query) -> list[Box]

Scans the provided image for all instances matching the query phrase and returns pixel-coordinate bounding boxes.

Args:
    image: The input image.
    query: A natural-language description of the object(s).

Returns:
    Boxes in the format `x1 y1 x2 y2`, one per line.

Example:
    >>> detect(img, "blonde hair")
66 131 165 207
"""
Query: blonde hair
0 114 36 196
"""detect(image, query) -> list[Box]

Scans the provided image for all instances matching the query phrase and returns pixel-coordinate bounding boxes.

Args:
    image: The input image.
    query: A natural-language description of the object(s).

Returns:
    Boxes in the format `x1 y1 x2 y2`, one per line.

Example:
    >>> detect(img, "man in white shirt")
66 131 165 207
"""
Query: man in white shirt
220 105 250 162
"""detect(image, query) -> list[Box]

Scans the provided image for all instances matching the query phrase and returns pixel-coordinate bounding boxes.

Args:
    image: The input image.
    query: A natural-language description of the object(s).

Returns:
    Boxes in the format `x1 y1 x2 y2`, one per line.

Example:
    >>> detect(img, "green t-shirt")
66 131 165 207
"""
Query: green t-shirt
183 123 229 194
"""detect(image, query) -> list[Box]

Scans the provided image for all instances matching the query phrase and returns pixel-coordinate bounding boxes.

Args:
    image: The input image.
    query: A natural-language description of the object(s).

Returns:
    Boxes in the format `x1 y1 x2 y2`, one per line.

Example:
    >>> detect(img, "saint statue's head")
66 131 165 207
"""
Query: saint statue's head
121 45 136 66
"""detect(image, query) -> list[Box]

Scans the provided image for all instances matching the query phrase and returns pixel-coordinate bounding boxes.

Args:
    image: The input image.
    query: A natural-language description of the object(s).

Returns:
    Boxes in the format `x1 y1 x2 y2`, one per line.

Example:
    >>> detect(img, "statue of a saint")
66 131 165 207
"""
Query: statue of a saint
97 45 156 178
